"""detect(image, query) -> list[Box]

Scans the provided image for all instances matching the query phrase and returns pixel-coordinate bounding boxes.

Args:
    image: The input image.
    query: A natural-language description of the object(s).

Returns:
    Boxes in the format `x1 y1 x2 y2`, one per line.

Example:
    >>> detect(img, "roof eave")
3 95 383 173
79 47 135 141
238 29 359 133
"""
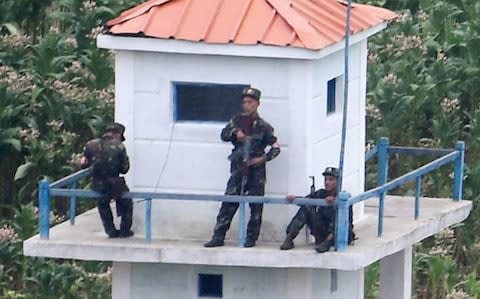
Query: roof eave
97 22 388 60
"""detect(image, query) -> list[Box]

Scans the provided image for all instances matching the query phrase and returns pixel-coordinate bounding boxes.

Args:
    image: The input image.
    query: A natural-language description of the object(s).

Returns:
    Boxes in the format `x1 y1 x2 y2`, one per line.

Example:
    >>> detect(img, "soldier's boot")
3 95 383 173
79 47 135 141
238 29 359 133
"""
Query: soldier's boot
244 204 263 248
279 236 295 250
280 226 300 250
244 239 256 248
98 201 119 238
205 211 234 248
204 237 224 247
119 230 134 238
107 229 120 238
315 235 333 253
118 199 134 238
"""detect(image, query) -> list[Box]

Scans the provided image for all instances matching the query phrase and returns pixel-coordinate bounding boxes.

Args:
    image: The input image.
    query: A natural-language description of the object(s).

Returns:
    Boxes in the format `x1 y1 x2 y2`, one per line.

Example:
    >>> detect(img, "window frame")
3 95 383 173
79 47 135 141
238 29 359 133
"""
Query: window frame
326 76 344 116
172 82 249 123
327 78 336 114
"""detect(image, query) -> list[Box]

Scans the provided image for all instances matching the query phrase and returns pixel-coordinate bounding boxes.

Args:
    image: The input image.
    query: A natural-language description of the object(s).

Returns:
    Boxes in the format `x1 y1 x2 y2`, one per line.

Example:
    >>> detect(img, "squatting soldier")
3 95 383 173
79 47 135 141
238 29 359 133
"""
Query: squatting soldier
280 167 355 253
204 87 281 248
81 122 134 238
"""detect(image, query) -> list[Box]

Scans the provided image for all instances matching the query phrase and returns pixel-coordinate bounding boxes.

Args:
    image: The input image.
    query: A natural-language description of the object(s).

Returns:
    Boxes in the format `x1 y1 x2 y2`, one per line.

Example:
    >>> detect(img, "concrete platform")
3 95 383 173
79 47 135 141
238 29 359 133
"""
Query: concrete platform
23 196 471 271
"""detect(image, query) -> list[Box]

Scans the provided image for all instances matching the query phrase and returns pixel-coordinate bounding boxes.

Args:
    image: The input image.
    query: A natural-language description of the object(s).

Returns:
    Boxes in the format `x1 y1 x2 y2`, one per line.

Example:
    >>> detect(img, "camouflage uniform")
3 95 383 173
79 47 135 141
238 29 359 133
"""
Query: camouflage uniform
82 123 132 238
209 112 280 245
284 189 355 245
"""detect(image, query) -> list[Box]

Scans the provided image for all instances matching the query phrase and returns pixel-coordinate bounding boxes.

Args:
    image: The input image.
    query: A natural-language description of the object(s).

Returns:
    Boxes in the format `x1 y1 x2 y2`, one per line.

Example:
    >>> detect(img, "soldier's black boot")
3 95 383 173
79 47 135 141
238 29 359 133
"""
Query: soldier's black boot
315 238 333 253
119 217 134 238
204 238 224 247
280 236 294 250
119 230 134 238
205 222 227 247
97 199 118 238
244 239 256 248
108 229 120 238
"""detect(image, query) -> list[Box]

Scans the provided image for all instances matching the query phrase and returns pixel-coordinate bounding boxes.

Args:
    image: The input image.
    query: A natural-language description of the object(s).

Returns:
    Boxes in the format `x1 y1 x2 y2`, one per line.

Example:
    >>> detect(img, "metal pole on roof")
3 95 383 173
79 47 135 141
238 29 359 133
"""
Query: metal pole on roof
337 0 353 192
332 0 353 292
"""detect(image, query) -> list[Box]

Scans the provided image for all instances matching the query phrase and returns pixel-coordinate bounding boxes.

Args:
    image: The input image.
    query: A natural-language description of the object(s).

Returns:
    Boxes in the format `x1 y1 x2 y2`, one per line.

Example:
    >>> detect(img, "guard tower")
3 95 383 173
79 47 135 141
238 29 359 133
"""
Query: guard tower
24 1 471 298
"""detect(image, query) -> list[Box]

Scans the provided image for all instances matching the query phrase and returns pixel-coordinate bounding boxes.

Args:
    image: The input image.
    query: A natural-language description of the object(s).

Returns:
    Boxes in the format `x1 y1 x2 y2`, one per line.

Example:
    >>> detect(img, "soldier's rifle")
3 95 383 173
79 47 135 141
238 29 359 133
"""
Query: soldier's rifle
309 176 316 197
239 136 252 196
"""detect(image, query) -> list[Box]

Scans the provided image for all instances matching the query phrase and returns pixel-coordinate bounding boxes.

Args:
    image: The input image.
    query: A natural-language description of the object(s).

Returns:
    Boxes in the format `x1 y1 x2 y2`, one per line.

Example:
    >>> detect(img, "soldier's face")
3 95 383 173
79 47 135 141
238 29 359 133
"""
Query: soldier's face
242 96 259 115
324 176 337 192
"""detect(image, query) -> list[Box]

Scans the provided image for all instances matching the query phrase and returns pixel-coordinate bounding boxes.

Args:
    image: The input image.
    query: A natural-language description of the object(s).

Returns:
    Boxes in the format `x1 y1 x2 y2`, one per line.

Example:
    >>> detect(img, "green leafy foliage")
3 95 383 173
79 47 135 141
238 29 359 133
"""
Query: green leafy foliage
361 0 480 297
0 0 143 296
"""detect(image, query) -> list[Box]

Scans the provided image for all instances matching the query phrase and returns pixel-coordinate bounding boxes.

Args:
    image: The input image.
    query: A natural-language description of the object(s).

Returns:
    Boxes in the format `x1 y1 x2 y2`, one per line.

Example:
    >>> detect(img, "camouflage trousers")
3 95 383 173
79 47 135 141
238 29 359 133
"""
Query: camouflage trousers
211 166 266 242
286 205 355 244
91 176 133 236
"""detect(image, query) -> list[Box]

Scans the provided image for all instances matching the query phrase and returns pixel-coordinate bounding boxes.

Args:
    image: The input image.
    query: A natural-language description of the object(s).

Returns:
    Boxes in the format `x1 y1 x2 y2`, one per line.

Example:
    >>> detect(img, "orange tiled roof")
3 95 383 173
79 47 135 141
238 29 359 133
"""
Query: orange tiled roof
106 0 396 50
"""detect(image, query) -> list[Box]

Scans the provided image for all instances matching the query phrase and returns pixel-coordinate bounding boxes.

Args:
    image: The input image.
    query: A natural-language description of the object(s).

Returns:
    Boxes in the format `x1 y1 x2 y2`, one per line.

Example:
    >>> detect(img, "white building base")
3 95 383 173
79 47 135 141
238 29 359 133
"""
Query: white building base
24 196 471 299
112 262 364 299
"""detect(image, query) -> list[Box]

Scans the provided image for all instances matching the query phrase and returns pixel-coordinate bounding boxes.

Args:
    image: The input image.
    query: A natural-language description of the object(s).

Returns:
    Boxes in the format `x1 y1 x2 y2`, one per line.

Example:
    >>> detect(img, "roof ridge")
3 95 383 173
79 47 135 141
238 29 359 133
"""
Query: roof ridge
266 0 324 49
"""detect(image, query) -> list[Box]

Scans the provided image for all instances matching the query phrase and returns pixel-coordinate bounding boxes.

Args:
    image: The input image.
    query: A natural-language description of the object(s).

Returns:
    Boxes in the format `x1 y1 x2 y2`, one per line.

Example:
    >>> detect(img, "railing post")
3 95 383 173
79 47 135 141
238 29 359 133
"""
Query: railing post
415 176 422 220
145 198 152 243
335 191 350 251
377 137 389 236
453 141 465 201
39 179 50 240
239 201 246 247
69 181 77 225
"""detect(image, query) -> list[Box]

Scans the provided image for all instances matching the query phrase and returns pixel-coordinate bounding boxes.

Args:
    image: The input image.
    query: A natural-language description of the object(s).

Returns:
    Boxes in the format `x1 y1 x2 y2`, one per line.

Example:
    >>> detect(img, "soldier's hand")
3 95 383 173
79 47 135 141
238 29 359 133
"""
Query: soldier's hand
236 130 246 142
286 195 297 202
248 157 265 167
326 195 336 204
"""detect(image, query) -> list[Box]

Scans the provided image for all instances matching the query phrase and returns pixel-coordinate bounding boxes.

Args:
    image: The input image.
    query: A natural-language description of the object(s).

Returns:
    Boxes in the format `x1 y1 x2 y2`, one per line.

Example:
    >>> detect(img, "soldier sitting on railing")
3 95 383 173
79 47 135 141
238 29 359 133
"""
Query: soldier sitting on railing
280 167 355 253
81 122 134 238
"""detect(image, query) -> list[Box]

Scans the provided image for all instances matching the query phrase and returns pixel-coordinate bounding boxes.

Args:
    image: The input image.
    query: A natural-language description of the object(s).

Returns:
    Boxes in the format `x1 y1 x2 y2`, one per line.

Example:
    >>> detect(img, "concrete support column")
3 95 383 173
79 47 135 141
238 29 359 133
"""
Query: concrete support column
379 246 413 299
112 262 132 299
287 269 312 299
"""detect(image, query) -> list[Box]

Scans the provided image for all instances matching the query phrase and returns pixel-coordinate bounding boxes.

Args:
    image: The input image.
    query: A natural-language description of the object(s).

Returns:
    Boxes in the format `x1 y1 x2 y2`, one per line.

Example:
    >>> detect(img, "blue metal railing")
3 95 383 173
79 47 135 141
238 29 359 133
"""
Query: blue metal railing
39 137 465 252
40 177 335 246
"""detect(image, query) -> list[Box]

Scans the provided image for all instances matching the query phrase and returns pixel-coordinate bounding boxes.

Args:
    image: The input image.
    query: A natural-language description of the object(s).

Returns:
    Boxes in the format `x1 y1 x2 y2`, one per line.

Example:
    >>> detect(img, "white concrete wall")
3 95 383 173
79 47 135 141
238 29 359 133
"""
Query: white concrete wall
115 52 294 242
114 43 368 242
310 41 368 221
113 262 364 299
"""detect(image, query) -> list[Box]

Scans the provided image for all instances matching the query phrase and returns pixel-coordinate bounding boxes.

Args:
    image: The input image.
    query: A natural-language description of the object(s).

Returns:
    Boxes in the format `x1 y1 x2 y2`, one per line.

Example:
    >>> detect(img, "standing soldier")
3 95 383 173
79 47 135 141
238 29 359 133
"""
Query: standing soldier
279 167 355 253
204 87 281 248
81 122 134 238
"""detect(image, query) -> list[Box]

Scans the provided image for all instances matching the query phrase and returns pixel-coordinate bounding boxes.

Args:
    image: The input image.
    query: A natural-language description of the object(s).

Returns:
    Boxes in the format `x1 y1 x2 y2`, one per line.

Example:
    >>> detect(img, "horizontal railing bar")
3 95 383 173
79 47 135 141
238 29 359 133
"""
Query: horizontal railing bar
365 146 378 162
50 188 334 206
382 151 457 190
50 168 90 188
388 146 454 157
349 188 380 205
349 151 458 205
51 189 102 198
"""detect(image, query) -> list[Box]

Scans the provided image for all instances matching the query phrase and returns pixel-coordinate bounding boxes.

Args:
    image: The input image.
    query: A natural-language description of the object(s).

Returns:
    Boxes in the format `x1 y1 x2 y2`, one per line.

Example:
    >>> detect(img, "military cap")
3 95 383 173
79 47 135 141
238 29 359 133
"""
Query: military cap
242 87 261 101
322 167 338 178
104 122 126 141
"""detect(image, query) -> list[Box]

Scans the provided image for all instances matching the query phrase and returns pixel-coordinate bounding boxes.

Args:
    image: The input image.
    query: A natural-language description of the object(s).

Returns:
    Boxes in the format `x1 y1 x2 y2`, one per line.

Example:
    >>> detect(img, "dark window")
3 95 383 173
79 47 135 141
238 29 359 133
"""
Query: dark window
198 273 223 298
174 83 248 122
327 78 336 114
